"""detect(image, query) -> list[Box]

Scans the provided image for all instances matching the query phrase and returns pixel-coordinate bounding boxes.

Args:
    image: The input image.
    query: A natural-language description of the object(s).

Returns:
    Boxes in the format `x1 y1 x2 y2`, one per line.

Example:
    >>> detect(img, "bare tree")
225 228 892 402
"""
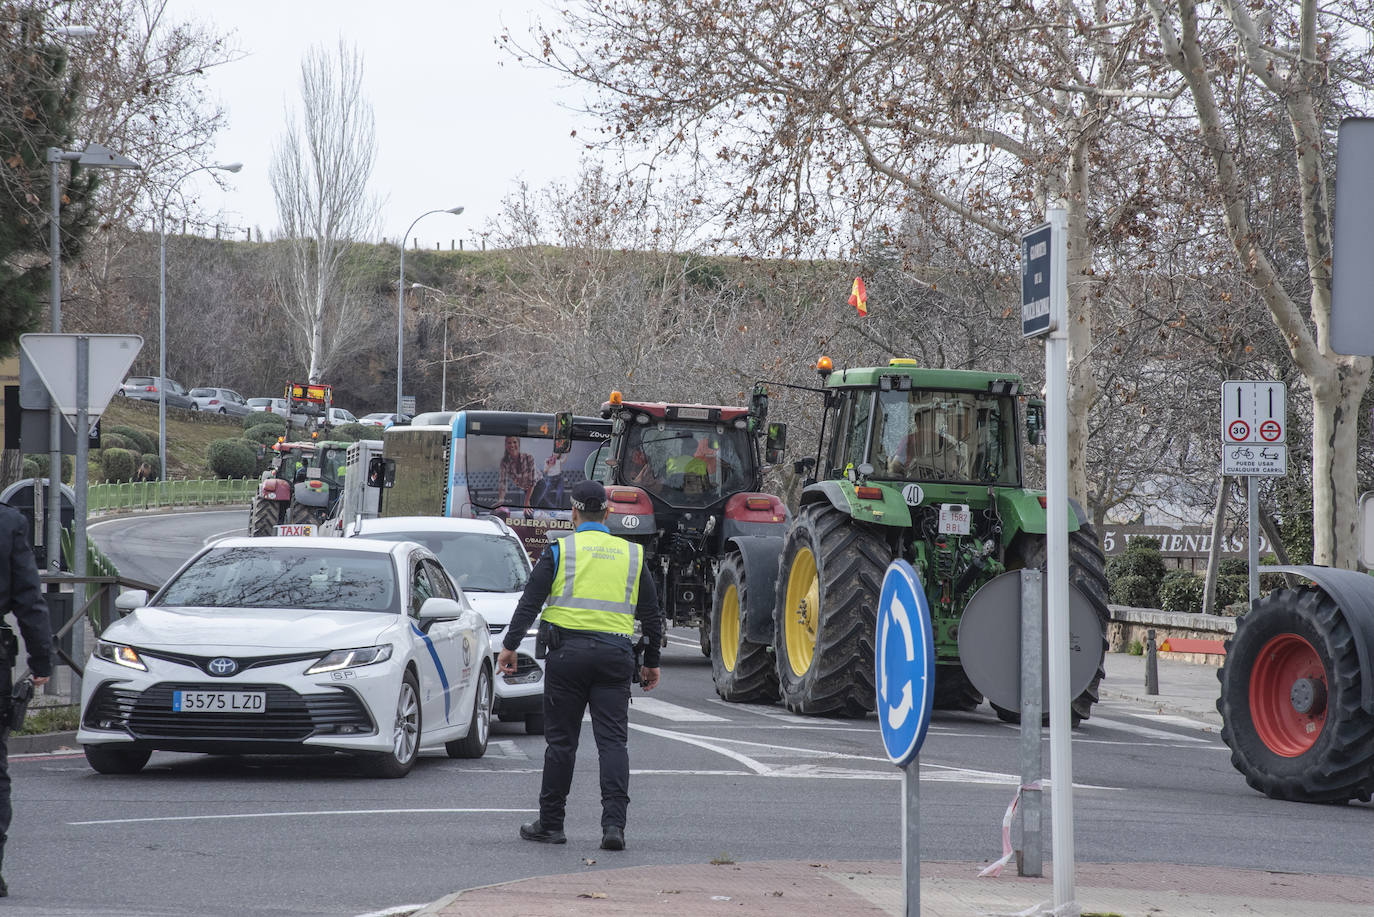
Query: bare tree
269 40 380 383
1147 0 1374 566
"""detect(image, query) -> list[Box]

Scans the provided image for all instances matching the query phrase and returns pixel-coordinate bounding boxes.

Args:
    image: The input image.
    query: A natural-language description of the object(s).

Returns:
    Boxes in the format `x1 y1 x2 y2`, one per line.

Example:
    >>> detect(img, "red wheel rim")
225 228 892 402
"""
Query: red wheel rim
1249 633 1327 756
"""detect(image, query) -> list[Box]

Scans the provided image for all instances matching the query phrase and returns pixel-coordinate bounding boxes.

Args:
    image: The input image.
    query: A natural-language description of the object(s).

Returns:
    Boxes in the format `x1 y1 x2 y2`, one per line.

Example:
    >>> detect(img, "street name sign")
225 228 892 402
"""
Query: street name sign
1021 222 1053 338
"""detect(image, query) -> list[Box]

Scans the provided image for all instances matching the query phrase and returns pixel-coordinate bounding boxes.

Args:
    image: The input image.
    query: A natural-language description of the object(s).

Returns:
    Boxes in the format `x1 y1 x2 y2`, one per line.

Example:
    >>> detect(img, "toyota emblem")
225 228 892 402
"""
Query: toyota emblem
207 657 238 676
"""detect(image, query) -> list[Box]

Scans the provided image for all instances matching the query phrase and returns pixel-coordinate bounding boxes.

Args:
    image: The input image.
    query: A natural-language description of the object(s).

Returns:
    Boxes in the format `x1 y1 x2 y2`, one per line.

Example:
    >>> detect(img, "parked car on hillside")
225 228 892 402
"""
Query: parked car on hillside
247 397 289 415
189 387 252 416
358 412 410 429
324 407 358 426
119 376 197 410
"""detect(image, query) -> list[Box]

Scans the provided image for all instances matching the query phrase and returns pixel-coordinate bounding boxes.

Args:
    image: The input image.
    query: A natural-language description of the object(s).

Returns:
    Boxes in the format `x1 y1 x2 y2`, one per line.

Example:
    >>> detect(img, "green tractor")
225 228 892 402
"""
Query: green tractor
712 357 1109 721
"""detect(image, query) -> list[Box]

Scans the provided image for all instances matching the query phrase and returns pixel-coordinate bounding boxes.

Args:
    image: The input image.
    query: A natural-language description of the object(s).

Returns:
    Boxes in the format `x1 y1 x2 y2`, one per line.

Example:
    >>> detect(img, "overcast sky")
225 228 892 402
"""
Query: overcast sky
178 0 591 249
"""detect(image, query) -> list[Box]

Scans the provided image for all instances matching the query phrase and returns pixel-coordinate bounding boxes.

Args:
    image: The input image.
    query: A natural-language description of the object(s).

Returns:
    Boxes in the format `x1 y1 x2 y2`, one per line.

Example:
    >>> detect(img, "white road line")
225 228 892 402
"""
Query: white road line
483 739 527 759
70 807 533 827
353 907 428 917
631 697 728 722
1134 712 1222 732
1086 714 1211 744
664 634 700 648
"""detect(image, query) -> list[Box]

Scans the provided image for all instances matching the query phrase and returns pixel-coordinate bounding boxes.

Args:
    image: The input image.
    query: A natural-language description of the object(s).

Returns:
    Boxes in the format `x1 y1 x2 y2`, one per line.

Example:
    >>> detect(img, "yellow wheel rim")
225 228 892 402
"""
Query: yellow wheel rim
720 583 740 672
784 546 820 676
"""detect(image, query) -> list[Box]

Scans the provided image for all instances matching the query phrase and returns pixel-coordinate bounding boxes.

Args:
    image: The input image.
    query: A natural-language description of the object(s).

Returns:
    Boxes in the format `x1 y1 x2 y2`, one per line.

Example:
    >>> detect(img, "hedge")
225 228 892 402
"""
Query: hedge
207 438 258 479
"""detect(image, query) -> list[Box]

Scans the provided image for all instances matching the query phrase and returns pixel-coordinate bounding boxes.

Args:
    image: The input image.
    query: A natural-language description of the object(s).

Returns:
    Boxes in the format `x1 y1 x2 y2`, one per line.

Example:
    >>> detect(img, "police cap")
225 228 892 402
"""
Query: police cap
570 480 607 512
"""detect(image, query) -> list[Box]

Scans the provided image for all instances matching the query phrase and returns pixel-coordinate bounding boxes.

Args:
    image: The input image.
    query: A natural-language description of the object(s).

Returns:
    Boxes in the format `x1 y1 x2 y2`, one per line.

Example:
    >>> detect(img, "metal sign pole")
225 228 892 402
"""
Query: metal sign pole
1044 206 1076 908
72 336 89 698
903 761 920 916
1247 476 1260 609
1018 568 1043 876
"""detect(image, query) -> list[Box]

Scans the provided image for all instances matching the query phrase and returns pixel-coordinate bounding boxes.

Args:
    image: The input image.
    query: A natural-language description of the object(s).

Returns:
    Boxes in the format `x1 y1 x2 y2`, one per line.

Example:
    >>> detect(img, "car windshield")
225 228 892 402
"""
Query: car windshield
248 398 271 406
357 531 529 593
869 389 1018 485
156 546 400 613
622 423 753 507
127 377 153 386
190 388 215 397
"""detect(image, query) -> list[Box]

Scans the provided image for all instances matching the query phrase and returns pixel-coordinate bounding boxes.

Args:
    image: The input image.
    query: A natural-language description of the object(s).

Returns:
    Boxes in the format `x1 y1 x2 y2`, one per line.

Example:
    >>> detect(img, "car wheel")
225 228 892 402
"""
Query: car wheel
217 407 227 414
189 403 200 412
84 744 151 775
359 669 421 778
447 664 492 758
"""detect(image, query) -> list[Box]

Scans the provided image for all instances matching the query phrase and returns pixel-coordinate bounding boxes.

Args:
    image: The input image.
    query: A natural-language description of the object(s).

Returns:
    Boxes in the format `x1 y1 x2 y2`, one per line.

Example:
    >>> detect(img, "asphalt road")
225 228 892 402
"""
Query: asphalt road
5 510 1359 917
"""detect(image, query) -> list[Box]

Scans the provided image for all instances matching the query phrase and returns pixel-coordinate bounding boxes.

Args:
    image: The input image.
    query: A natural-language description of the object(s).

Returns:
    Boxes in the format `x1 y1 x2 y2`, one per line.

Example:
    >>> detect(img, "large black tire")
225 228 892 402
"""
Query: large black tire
447 665 492 759
287 503 326 527
84 744 151 775
773 504 890 717
711 552 780 703
993 523 1110 725
1219 587 1374 803
933 664 984 712
359 670 421 778
248 496 282 537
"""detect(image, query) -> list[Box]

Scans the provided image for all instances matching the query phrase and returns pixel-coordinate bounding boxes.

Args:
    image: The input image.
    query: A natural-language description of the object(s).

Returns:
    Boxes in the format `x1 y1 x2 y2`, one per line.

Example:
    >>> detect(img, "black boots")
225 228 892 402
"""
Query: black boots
519 820 567 844
600 825 625 851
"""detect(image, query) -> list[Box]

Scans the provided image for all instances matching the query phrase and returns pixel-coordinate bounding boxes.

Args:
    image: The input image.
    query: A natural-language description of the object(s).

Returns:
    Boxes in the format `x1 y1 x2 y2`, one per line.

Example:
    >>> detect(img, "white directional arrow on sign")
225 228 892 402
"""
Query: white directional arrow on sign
19 334 142 430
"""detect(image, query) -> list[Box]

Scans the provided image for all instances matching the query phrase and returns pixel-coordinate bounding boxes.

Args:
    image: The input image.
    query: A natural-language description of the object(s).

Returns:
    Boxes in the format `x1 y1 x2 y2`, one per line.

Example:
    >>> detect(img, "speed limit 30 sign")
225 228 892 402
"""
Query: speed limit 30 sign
1221 381 1286 445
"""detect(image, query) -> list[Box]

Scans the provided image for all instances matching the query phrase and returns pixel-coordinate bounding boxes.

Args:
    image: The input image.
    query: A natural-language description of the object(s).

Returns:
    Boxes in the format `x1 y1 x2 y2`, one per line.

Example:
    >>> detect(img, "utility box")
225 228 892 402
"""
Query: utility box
0 478 75 572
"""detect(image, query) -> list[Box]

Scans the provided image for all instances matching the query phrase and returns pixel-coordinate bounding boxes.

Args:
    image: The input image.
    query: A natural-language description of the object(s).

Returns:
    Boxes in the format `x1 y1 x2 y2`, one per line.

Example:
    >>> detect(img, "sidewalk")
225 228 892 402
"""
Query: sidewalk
410 652 1374 917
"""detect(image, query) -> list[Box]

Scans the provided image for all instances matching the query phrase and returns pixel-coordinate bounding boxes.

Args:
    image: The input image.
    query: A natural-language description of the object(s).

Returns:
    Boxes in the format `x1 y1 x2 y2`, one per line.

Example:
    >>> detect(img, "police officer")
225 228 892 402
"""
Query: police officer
0 505 54 897
498 480 662 851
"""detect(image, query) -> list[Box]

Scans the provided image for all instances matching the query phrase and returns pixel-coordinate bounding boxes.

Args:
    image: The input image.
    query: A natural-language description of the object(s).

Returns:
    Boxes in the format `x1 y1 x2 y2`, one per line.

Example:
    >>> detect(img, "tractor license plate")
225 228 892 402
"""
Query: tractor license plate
275 524 315 536
938 504 971 536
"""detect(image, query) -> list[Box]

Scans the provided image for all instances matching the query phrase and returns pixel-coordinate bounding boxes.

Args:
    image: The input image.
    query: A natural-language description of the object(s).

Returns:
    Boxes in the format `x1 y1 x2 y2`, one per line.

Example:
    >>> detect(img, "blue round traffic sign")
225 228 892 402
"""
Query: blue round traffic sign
875 559 935 767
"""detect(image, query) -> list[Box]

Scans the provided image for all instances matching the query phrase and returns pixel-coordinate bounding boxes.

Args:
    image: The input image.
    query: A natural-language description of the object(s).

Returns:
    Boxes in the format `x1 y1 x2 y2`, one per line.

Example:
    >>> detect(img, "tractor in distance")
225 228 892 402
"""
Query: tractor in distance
592 392 791 655
247 436 352 536
709 356 1110 721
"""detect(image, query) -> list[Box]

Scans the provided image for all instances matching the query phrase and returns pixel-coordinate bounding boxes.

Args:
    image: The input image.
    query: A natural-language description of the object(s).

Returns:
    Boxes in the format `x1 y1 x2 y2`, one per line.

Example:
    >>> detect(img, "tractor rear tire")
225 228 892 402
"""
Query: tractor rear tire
995 523 1111 725
1219 587 1374 803
248 497 281 537
772 504 890 717
933 664 984 712
710 552 779 703
287 504 325 527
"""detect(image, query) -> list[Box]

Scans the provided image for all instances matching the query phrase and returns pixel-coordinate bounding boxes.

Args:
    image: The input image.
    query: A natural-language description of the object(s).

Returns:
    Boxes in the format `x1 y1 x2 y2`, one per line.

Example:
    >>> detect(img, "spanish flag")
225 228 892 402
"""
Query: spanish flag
848 276 868 317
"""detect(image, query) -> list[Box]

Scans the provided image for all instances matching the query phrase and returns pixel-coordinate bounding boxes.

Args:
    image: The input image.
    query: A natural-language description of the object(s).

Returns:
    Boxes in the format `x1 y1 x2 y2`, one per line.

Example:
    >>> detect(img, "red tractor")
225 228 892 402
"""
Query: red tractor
593 390 790 658
247 439 350 536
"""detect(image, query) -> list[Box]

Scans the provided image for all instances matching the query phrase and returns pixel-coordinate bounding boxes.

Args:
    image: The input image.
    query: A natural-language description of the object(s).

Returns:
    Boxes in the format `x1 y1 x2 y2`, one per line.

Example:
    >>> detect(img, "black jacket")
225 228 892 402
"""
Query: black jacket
0 507 54 677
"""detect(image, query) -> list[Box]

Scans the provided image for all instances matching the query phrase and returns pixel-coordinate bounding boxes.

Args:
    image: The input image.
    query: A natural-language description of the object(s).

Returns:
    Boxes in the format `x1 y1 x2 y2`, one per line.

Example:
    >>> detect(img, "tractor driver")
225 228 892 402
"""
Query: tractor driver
664 435 710 493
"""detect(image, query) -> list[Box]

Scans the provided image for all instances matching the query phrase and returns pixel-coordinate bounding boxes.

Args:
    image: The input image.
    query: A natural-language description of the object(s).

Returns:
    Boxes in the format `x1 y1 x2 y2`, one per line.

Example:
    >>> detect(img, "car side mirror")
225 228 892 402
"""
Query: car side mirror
1026 399 1045 446
765 421 787 464
418 597 462 621
115 589 148 610
749 383 769 432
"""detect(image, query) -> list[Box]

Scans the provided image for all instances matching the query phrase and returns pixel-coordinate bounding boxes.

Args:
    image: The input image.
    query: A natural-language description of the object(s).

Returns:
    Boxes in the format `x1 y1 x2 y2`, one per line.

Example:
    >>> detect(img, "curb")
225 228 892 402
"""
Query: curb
9 730 79 754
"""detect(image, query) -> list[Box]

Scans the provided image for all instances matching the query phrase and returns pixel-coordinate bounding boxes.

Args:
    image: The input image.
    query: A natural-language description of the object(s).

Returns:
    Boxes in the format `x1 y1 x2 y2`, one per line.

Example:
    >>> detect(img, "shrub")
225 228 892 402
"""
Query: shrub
331 423 373 442
100 432 136 453
245 423 286 445
1106 539 1167 583
99 447 138 483
22 457 40 479
1109 574 1157 608
1159 570 1206 614
207 438 257 479
1218 557 1248 577
1214 574 1250 611
245 411 287 431
108 424 155 454
22 454 72 481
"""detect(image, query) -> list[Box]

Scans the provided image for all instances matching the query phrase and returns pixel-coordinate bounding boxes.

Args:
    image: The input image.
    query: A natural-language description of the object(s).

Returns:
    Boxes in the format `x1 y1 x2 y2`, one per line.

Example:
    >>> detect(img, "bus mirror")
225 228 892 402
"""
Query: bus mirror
367 456 395 488
765 422 787 464
553 412 573 454
1026 399 1045 446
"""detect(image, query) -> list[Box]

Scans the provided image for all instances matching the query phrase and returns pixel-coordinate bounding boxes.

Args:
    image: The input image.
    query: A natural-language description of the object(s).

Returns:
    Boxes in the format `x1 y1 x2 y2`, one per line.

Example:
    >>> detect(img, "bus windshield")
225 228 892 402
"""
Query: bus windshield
465 433 605 512
869 389 1018 485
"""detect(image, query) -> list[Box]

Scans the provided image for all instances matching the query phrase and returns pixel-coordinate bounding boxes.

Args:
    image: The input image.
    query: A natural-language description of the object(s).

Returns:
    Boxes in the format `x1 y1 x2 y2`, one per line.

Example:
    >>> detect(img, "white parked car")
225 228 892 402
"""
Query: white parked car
346 516 545 733
189 387 252 416
325 407 358 426
78 537 493 778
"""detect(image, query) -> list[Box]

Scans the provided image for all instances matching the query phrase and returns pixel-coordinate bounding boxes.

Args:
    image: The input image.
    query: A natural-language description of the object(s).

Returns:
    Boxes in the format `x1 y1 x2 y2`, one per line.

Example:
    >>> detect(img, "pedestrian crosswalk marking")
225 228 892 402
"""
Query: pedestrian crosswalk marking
1086 714 1211 744
630 697 728 722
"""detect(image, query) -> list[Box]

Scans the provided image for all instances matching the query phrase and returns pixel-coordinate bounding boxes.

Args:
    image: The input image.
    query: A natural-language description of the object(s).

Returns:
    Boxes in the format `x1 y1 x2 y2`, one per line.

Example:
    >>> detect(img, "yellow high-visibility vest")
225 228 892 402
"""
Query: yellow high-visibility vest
542 528 642 635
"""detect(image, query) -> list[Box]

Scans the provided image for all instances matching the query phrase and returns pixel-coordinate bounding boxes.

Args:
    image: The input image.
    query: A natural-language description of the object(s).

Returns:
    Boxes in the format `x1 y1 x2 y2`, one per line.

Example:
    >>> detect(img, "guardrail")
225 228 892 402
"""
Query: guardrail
87 477 257 513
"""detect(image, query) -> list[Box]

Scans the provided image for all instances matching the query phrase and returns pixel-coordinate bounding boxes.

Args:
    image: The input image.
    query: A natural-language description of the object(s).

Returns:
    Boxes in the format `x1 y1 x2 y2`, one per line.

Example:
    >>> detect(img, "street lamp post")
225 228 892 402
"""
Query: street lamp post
397 206 463 416
45 143 140 574
411 282 453 412
158 162 242 483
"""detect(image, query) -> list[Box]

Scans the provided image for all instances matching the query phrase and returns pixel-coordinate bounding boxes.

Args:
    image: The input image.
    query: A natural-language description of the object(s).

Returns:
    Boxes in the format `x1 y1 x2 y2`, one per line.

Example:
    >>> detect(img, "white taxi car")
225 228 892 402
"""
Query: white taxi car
346 516 546 734
78 537 492 778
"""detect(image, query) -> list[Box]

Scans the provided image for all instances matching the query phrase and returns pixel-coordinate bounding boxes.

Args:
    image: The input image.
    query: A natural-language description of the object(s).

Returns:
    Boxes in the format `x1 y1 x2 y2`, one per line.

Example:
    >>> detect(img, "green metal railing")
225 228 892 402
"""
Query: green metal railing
60 527 129 634
87 478 258 513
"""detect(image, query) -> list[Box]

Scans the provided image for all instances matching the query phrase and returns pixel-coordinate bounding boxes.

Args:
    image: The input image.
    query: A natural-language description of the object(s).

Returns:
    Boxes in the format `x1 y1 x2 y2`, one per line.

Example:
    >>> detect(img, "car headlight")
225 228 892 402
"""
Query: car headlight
93 640 147 671
304 645 393 675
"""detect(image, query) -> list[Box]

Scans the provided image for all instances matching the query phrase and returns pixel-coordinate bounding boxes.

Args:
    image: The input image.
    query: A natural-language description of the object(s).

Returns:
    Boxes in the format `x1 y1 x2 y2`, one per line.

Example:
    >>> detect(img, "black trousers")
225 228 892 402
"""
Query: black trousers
538 634 634 830
0 661 11 845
